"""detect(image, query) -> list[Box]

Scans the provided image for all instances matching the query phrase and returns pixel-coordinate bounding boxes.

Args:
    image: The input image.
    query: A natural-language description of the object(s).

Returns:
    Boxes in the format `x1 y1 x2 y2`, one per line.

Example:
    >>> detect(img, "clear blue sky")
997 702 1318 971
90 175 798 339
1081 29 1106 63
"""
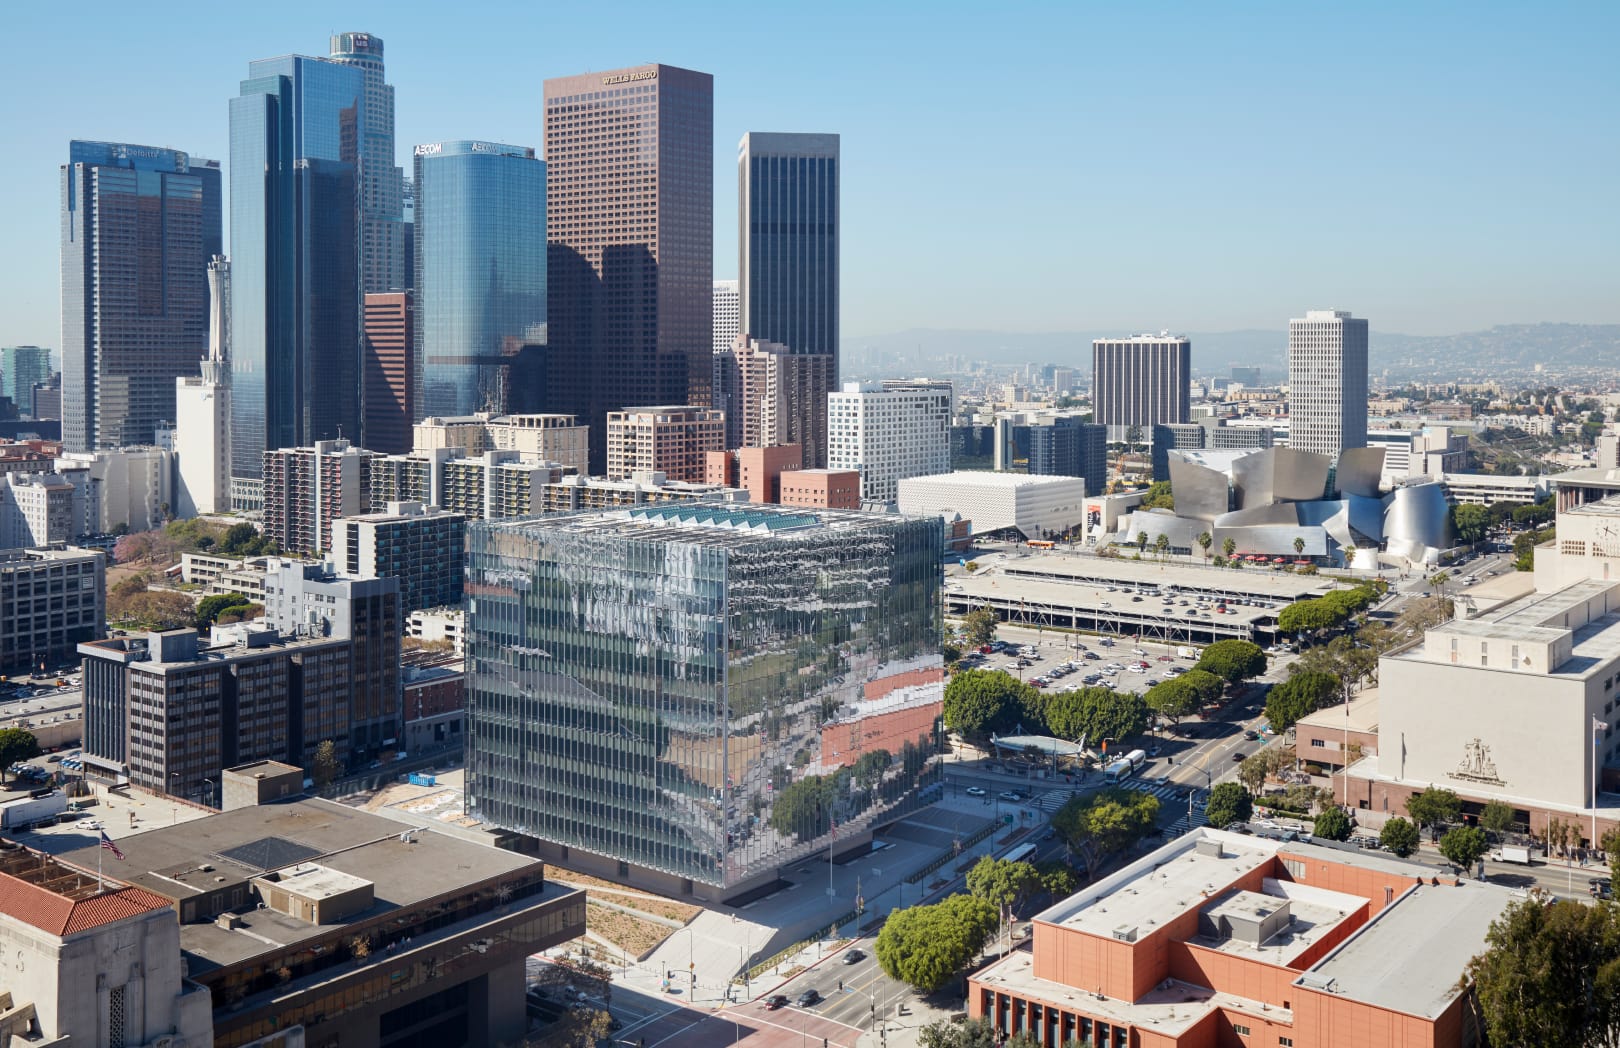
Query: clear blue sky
3 0 1615 349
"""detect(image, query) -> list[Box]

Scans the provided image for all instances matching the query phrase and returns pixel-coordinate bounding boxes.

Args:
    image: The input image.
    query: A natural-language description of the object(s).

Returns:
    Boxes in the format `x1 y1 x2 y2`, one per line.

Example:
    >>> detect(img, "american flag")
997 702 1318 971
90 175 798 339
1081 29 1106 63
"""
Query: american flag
99 830 125 861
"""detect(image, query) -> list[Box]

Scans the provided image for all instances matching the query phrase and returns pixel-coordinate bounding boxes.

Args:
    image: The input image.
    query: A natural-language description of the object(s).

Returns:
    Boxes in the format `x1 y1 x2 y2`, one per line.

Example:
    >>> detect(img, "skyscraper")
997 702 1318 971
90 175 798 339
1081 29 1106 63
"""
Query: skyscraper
827 382 952 506
361 291 413 454
1288 309 1369 460
1091 334 1191 433
328 32 406 295
712 279 739 354
737 133 839 466
0 346 53 414
229 54 364 510
413 141 546 418
60 142 221 451
543 64 713 474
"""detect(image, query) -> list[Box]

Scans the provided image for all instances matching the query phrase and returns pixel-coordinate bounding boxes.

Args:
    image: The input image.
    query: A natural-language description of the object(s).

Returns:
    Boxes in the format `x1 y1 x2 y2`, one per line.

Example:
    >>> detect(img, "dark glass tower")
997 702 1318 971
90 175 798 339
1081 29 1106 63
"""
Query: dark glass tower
412 141 546 418
543 64 713 475
737 133 839 465
328 32 406 295
60 142 221 451
229 55 364 509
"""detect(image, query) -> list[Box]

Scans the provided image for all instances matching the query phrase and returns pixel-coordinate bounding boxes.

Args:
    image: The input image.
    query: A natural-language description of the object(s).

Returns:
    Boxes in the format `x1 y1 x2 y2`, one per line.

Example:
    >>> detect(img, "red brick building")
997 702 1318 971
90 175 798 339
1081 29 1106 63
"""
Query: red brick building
970 828 1510 1047
704 444 802 504
780 467 861 510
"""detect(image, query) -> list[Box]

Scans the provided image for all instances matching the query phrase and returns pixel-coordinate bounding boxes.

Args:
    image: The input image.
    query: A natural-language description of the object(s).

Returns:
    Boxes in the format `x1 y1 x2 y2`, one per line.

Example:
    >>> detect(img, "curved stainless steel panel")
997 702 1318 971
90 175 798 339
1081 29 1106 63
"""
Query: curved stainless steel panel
1383 482 1452 562
1167 453 1231 522
1271 447 1333 502
1336 447 1386 498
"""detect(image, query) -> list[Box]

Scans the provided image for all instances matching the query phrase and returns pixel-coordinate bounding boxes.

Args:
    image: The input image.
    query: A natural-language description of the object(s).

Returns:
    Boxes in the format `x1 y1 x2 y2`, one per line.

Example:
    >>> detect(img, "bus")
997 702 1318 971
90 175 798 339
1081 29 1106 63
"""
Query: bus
1026 540 1056 550
1004 843 1038 864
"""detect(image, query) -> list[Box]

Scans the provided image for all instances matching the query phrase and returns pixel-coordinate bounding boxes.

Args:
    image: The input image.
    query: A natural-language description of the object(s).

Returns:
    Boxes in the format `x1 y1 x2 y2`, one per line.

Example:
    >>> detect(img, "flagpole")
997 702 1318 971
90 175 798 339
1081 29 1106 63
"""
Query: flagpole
97 834 103 891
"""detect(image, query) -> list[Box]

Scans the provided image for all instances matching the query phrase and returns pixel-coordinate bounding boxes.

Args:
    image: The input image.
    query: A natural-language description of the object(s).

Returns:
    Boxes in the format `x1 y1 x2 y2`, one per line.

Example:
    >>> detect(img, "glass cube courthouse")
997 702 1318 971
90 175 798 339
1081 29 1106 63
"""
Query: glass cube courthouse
466 504 943 893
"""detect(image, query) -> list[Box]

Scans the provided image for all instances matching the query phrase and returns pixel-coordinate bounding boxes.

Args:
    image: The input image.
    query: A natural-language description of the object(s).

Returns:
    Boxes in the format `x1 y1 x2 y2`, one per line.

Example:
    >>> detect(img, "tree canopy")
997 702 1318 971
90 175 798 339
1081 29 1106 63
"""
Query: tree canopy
966 856 1042 920
1405 787 1462 834
1278 598 1345 635
1141 481 1175 510
875 894 999 993
1439 825 1489 870
309 740 342 789
1453 502 1490 546
1205 782 1252 829
1380 817 1420 858
943 670 1028 741
1264 670 1341 732
1144 677 1203 727
1042 686 1149 746
1313 807 1352 841
0 728 40 783
1467 895 1620 1048
1195 640 1267 685
962 607 998 649
1053 787 1160 873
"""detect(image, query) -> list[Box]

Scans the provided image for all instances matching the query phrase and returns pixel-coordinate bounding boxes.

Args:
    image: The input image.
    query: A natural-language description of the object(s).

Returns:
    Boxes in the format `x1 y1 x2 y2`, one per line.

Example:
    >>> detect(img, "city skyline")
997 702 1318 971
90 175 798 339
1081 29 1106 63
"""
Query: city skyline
0 3 1615 353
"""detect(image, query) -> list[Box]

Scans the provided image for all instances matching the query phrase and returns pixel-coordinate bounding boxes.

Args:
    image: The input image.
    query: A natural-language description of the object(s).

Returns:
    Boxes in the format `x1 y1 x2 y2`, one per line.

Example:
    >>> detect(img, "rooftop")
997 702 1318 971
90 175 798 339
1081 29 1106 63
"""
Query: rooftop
1297 880 1516 1019
1295 688 1380 734
55 797 542 972
900 471 1085 490
479 502 909 548
0 844 173 936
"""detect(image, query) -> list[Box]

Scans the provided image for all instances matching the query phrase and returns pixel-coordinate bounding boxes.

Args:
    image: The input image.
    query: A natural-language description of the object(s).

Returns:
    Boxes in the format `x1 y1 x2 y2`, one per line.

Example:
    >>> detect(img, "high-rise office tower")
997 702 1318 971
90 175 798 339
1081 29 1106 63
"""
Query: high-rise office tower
413 141 546 418
827 382 952 506
1288 309 1369 459
362 291 413 454
328 32 406 295
229 54 364 510
543 64 713 474
60 142 221 452
1091 334 1191 432
737 133 839 466
712 279 739 354
0 346 54 414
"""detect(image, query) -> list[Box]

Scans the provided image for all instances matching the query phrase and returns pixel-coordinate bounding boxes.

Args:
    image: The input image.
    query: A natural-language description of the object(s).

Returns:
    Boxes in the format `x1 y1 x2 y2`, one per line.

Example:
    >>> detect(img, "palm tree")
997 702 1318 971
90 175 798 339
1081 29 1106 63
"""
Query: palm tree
1137 531 1150 551
1154 534 1171 562
1197 531 1213 564
1293 536 1306 558
1222 536 1237 564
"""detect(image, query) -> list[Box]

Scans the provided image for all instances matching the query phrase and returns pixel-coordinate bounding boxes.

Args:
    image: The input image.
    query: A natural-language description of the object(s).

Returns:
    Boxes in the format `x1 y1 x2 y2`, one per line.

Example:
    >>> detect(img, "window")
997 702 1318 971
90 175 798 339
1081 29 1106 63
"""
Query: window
1280 1039 1294 1046
1233 1023 1251 1036
108 984 126 1048
1310 739 1326 748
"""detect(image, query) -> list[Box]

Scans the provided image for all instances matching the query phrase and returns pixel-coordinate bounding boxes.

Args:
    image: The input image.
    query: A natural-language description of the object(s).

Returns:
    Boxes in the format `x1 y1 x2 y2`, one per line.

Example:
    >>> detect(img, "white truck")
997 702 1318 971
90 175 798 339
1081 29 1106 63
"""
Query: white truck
1493 845 1533 865
0 789 68 830
1176 645 1199 660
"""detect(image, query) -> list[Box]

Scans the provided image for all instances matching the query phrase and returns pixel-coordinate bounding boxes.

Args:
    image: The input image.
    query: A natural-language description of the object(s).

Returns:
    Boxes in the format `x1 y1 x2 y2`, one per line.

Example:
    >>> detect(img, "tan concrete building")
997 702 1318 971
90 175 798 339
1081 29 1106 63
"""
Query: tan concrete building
411 411 589 475
712 336 835 467
605 405 725 482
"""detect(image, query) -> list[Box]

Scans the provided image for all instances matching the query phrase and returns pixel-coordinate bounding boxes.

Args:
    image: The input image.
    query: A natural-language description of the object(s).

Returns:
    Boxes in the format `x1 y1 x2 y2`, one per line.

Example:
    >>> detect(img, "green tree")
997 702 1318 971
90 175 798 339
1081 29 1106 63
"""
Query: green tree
1277 598 1344 637
1180 668 1226 707
1293 535 1306 557
217 521 261 556
1467 895 1620 1048
1480 800 1515 840
962 607 999 649
1439 825 1489 871
1314 806 1352 841
1196 639 1267 686
875 895 999 993
1052 787 1160 873
1237 752 1268 793
1136 530 1150 551
768 775 838 842
195 591 252 629
1221 536 1237 561
1153 533 1171 559
1041 686 1147 746
1453 503 1490 546
1405 787 1462 837
1197 531 1213 563
0 728 41 784
943 669 1027 741
1603 828 1620 887
1379 816 1420 858
966 856 1042 925
1035 860 1080 899
1145 678 1201 728
1204 782 1252 829
918 1017 1001 1048
1141 480 1175 510
309 739 342 789
1264 670 1340 732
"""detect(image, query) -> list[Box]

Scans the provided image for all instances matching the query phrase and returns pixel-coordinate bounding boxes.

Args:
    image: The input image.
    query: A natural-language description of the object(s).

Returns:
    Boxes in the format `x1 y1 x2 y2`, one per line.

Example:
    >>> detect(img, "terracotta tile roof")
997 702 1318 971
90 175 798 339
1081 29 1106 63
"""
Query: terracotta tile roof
0 869 172 937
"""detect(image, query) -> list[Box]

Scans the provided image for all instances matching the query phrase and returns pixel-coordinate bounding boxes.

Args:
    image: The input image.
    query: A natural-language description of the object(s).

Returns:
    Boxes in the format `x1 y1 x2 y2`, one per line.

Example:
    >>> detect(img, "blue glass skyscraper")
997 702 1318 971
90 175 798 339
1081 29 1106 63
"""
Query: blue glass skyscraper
228 55 364 509
60 142 221 451
412 141 546 418
737 132 839 465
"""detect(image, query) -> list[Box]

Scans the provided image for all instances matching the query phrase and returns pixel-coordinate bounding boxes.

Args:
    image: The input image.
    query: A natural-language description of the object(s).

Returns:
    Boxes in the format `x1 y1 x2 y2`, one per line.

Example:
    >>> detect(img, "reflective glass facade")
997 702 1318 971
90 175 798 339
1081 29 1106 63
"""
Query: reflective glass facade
738 133 839 360
328 32 406 295
229 57 363 495
60 142 221 452
466 505 943 889
413 141 546 418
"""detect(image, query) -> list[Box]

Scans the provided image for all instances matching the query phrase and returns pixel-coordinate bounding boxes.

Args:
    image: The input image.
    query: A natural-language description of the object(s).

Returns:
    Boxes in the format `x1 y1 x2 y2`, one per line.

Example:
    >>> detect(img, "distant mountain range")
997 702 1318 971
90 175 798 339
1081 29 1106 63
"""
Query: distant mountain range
843 324 1620 381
